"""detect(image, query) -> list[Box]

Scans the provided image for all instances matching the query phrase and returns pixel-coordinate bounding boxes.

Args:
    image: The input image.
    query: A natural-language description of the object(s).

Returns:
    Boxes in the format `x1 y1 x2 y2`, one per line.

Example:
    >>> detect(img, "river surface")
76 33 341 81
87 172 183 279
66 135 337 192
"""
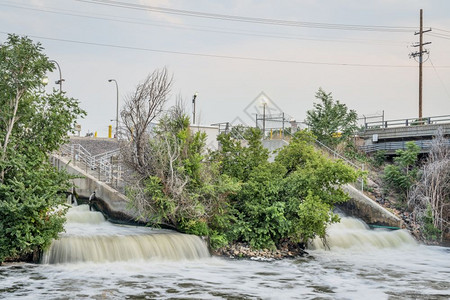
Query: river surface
1 205 449 299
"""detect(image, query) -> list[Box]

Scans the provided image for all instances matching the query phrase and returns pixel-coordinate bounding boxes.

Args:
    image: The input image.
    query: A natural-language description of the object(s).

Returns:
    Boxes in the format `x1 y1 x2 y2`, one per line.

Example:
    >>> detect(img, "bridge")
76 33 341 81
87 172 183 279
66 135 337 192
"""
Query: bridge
358 115 450 154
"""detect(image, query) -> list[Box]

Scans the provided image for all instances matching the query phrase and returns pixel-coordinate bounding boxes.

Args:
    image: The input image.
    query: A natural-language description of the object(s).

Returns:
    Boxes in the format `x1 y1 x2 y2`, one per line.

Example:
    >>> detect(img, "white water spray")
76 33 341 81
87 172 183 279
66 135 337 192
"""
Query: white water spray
309 217 416 250
41 205 210 264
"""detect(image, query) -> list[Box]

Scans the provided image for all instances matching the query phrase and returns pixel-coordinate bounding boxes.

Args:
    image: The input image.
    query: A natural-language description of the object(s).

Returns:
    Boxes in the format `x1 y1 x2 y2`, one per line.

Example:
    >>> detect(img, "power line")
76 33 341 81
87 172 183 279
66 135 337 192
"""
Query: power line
429 57 450 101
2 30 439 68
434 27 450 34
429 33 450 40
0 2 409 46
76 0 417 32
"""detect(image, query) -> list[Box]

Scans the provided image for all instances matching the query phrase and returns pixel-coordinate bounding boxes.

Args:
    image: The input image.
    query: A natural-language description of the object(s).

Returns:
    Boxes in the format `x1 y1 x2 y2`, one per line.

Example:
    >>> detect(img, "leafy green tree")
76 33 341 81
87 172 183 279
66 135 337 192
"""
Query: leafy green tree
214 127 268 181
212 129 359 249
0 34 85 263
384 142 420 201
305 88 358 147
276 130 359 243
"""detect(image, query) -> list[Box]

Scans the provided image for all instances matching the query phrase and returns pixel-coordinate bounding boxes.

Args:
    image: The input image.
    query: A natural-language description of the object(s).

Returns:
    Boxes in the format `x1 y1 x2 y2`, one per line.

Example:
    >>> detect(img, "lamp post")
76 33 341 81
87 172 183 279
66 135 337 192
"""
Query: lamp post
49 60 64 92
192 92 198 124
261 97 268 137
108 79 119 138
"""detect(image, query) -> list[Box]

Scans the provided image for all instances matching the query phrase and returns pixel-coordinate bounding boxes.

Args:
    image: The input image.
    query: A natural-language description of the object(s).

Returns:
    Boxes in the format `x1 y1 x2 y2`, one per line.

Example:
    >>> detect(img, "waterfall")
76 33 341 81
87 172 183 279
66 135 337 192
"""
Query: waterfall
41 205 210 264
308 217 417 250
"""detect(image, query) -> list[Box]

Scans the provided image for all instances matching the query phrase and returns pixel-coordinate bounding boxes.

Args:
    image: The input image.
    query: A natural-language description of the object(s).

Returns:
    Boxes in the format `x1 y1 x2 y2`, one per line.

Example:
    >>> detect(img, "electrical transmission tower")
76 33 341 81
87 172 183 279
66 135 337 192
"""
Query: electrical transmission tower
410 9 431 120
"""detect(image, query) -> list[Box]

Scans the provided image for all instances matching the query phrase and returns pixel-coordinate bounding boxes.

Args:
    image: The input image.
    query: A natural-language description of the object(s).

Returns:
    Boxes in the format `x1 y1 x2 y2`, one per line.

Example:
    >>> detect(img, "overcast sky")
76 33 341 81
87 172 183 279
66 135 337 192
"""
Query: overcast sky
1 0 450 136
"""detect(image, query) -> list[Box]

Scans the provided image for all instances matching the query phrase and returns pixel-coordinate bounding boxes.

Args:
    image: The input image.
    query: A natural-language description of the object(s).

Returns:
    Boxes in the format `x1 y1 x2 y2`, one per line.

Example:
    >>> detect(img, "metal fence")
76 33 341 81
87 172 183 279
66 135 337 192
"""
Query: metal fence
255 113 300 139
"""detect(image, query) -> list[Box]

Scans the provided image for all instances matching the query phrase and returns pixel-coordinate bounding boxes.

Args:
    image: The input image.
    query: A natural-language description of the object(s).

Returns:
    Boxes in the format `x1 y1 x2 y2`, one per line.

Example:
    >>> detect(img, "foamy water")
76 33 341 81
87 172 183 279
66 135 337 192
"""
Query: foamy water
1 205 449 299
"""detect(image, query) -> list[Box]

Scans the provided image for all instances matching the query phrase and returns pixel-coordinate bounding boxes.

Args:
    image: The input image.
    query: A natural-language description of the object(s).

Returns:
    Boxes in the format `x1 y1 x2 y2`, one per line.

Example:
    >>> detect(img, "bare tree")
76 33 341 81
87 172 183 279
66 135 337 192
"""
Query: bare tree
120 68 172 173
122 100 204 226
409 127 450 241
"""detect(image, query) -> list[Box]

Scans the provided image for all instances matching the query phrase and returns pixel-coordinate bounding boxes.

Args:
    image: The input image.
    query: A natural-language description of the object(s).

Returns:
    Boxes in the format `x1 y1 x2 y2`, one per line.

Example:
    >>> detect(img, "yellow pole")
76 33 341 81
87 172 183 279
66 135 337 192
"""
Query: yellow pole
270 129 273 140
94 131 97 138
108 125 112 138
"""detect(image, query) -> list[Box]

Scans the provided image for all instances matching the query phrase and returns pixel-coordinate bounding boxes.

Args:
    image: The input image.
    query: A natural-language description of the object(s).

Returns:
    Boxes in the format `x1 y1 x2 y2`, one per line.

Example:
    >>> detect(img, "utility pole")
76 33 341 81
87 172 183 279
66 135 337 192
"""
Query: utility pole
410 9 431 120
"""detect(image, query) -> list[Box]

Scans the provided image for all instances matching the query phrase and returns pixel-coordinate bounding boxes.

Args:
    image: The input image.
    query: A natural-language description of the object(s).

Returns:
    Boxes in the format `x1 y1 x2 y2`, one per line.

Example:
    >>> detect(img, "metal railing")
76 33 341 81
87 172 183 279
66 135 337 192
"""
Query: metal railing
58 144 122 185
314 139 366 192
364 114 450 129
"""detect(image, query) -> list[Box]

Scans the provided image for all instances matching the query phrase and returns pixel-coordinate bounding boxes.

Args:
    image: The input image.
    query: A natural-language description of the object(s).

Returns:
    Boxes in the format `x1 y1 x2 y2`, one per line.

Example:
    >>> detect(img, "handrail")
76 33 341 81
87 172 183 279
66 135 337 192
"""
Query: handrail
58 144 122 186
314 139 363 170
314 139 366 192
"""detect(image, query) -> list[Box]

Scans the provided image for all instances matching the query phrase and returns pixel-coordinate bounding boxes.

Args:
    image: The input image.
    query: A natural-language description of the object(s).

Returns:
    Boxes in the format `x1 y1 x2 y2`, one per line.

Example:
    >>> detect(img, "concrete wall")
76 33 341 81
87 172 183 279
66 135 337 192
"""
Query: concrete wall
68 136 119 155
262 139 289 162
190 125 220 150
339 184 402 228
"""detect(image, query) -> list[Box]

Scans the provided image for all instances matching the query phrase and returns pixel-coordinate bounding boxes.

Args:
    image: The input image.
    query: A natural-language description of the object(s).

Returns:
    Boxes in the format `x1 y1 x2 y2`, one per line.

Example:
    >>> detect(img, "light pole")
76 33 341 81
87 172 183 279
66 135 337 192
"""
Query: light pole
49 60 64 92
192 92 198 124
108 79 119 138
261 97 268 137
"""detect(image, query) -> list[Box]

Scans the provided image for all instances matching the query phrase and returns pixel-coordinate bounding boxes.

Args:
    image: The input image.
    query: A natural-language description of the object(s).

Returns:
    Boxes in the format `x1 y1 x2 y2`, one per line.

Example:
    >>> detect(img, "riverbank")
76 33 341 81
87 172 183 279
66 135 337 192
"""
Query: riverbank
212 241 308 260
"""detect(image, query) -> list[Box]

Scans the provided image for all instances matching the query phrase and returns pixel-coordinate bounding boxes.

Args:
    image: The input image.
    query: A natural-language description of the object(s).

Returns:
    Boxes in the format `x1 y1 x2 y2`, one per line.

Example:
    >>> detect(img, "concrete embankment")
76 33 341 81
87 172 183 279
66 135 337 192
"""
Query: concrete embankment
51 154 144 224
339 184 402 228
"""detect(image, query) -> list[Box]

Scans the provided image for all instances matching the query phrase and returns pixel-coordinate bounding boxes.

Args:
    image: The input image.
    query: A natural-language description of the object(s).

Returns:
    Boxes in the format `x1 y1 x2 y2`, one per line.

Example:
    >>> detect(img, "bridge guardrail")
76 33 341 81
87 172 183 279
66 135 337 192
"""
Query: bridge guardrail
364 114 450 129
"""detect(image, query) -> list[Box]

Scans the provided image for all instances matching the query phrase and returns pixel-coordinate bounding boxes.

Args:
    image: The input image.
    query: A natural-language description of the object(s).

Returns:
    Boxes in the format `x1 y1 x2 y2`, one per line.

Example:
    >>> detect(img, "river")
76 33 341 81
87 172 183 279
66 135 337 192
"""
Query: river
0 205 449 299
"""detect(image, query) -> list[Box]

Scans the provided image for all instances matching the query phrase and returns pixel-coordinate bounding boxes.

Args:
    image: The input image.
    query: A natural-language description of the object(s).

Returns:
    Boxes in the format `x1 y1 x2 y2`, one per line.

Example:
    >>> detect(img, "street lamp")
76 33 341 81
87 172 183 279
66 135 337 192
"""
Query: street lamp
108 79 119 138
192 92 198 124
49 60 64 92
261 97 268 137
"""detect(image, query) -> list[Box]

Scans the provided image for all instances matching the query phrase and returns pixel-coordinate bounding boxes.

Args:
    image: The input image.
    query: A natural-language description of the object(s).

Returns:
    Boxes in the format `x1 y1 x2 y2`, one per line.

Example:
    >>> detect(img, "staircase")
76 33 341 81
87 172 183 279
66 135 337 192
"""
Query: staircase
57 143 123 188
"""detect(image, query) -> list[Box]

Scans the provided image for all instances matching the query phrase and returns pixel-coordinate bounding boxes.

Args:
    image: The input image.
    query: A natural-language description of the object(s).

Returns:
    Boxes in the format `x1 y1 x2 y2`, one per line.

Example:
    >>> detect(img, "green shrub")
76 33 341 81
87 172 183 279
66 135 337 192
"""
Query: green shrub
372 150 387 167
209 231 229 250
179 219 209 236
422 206 441 241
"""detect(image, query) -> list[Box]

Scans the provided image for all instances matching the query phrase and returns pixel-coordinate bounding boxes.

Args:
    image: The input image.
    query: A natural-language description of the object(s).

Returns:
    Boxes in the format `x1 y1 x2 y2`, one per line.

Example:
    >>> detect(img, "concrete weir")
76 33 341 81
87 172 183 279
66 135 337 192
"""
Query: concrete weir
51 154 143 224
339 184 402 228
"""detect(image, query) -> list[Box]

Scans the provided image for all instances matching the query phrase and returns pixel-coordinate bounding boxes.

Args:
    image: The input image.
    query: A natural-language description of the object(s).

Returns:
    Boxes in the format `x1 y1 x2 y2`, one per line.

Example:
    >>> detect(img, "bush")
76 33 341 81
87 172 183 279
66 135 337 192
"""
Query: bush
383 142 420 201
422 206 441 241
372 150 387 167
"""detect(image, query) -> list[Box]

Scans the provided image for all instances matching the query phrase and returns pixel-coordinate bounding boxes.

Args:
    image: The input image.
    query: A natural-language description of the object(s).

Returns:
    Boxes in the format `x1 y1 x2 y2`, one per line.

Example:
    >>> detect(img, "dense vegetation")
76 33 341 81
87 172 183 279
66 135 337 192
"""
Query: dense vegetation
211 128 359 249
0 35 85 263
383 142 420 202
124 100 360 250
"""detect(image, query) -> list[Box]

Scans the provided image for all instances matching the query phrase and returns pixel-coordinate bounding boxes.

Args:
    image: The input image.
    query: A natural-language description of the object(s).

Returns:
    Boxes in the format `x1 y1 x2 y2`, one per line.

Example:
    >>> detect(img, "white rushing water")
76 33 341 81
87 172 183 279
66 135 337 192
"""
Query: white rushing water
41 205 210 264
1 205 449 299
